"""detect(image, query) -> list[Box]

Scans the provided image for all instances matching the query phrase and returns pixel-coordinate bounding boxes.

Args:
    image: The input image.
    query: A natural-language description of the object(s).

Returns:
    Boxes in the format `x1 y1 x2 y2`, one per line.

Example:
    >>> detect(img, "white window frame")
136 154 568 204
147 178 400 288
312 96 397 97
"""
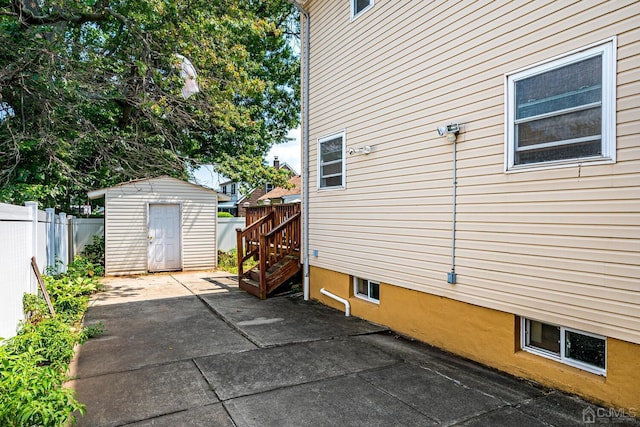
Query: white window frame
317 130 346 190
351 0 374 20
521 318 606 376
353 277 380 304
505 38 616 172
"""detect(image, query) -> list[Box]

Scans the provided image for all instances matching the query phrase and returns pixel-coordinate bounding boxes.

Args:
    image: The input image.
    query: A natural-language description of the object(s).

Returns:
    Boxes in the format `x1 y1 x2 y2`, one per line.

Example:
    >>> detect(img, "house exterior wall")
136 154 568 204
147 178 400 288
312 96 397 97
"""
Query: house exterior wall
311 266 640 410
104 177 217 275
304 0 640 409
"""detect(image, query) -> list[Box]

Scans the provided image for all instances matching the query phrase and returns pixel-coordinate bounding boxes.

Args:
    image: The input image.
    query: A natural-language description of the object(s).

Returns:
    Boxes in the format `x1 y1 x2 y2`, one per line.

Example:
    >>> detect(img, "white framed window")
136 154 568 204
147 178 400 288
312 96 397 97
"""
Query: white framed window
521 318 606 376
505 38 616 171
353 277 379 303
351 0 374 20
318 131 346 190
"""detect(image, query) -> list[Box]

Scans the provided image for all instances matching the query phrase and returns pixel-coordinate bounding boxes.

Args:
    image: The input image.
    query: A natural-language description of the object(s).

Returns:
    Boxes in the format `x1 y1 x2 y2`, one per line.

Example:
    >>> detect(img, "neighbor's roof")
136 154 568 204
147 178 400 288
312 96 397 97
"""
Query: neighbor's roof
87 175 230 201
258 175 301 201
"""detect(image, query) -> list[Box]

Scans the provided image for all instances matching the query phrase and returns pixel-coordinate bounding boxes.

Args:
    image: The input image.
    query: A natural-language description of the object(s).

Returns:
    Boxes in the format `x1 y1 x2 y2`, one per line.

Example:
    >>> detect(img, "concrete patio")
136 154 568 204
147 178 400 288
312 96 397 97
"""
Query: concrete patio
69 271 639 426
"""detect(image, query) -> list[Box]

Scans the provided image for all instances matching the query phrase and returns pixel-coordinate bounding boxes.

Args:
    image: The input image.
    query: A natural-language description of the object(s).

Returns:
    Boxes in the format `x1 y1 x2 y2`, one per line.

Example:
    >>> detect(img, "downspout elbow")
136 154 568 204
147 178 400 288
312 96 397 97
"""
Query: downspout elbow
320 288 350 317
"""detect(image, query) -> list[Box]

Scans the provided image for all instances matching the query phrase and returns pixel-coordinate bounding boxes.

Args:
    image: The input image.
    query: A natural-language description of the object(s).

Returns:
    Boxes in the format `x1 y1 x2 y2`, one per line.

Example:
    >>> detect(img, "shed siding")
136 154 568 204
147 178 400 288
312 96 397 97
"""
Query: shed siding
104 177 217 275
306 1 640 343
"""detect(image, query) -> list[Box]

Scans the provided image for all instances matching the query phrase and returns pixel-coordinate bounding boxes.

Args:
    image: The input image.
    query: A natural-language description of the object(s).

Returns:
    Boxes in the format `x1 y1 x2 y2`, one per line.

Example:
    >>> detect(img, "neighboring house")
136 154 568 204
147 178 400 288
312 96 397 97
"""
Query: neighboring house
88 176 230 276
218 157 296 217
301 0 639 411
258 175 301 205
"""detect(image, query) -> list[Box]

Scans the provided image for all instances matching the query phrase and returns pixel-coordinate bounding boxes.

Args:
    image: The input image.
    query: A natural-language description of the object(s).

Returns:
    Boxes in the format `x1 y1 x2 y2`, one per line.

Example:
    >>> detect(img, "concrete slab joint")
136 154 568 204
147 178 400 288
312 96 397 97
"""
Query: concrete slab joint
69 272 639 427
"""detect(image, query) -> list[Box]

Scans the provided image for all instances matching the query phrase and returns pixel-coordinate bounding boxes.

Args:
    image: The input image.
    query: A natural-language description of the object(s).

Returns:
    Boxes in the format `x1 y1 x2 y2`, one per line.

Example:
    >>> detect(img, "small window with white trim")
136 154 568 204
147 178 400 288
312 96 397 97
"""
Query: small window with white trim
505 39 616 171
351 0 374 20
521 318 606 375
318 131 346 189
354 277 379 303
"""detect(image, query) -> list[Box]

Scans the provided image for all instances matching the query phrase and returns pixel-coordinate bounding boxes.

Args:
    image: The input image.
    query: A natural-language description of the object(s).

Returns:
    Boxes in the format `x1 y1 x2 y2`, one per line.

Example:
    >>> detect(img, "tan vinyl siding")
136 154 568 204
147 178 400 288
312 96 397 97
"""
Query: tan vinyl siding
103 177 217 275
306 0 640 344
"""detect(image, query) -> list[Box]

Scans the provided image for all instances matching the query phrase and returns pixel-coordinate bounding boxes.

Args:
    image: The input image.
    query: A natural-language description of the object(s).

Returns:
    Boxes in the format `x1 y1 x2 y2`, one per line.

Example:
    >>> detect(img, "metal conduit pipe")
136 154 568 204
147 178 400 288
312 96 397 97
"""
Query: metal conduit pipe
320 288 350 317
289 0 311 300
450 134 458 283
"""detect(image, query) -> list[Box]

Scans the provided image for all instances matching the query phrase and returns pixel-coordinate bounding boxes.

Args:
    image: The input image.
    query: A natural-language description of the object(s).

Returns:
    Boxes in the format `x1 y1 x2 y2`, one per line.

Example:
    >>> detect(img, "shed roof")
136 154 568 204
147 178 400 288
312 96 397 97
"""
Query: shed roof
87 175 230 201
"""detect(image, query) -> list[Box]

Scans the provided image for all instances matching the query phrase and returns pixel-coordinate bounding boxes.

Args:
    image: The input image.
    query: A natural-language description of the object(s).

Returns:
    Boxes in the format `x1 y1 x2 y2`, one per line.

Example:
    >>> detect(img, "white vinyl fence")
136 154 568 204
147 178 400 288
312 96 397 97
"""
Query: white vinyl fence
2 210 243 339
217 217 246 252
0 202 74 339
72 218 104 256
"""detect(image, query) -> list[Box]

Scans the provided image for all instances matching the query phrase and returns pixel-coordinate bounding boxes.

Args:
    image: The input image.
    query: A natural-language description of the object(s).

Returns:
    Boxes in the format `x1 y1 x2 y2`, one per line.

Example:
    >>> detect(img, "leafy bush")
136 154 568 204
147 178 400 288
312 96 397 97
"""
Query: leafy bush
0 256 104 426
79 236 105 274
218 249 257 274
5 318 79 368
45 267 102 324
218 249 238 273
217 211 234 217
23 293 50 323
0 347 85 427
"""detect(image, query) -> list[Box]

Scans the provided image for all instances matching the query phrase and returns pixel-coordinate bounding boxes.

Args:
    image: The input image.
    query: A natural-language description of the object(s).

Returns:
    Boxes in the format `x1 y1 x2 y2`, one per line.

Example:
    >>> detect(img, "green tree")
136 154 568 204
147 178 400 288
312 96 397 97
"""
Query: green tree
0 0 299 210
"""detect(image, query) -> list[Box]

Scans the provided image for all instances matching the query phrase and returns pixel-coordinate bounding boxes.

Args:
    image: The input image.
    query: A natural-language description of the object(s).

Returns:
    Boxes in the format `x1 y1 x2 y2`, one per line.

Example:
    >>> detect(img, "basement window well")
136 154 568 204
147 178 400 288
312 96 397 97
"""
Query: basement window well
521 318 606 375
354 277 379 303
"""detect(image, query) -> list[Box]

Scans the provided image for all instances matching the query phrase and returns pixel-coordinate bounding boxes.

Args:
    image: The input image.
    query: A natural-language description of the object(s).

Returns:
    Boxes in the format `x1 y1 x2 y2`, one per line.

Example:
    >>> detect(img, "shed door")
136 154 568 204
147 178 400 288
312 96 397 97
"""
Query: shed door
148 204 181 272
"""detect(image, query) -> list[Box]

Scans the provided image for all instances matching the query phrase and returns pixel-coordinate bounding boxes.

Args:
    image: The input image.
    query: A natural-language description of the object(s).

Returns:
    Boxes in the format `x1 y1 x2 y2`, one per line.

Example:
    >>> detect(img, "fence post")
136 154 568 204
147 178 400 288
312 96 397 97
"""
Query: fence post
67 215 75 264
25 201 39 294
45 207 55 271
58 212 68 273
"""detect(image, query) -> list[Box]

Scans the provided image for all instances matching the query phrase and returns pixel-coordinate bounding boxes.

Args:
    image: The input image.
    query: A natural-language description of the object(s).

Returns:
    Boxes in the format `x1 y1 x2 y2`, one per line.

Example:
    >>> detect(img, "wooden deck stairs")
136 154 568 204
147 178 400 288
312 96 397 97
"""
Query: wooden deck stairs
236 203 301 299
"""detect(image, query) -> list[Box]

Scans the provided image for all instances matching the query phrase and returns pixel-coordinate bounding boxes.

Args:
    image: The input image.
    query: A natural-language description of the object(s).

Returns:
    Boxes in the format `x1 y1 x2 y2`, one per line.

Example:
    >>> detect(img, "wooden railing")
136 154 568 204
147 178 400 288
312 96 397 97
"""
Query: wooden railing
245 203 301 228
237 211 274 280
237 203 301 299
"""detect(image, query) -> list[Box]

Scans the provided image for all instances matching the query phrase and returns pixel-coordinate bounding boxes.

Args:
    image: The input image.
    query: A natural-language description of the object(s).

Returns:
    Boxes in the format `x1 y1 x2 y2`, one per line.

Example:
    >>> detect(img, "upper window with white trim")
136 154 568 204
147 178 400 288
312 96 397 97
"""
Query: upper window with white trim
351 0 374 20
318 131 346 189
505 39 616 171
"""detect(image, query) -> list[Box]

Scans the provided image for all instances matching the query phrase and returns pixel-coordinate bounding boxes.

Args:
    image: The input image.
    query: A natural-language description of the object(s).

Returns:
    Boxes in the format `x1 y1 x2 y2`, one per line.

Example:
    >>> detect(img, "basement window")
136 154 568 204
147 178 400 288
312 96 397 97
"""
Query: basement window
521 318 606 375
354 277 379 303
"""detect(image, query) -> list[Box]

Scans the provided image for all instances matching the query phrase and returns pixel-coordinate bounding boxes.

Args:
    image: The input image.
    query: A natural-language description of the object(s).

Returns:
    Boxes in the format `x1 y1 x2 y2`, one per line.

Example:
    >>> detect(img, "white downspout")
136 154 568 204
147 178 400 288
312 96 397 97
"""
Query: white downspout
290 0 311 301
320 288 350 317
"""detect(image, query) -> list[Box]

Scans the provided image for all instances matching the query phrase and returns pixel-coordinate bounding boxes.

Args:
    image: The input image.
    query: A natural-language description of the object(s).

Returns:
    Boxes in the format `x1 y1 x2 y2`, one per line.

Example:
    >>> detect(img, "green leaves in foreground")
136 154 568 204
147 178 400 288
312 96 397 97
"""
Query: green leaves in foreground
0 346 85 427
0 256 104 426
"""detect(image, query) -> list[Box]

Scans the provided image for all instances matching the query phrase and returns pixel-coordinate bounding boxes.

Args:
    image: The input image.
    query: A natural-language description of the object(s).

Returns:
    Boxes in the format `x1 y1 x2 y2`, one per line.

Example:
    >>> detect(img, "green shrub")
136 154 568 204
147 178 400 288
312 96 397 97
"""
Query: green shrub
218 249 238 273
79 236 105 274
23 293 50 323
5 318 79 368
217 211 234 217
0 346 85 426
218 249 258 274
44 271 100 323
0 256 104 426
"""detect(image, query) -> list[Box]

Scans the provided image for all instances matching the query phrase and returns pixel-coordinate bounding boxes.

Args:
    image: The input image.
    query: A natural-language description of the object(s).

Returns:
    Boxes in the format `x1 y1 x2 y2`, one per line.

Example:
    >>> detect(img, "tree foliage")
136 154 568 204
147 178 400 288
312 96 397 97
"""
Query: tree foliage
0 0 299 210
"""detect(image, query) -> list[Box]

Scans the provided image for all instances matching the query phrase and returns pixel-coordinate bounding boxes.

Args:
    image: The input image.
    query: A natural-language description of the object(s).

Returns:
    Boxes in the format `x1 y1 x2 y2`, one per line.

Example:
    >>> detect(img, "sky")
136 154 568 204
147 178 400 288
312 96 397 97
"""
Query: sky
191 126 301 189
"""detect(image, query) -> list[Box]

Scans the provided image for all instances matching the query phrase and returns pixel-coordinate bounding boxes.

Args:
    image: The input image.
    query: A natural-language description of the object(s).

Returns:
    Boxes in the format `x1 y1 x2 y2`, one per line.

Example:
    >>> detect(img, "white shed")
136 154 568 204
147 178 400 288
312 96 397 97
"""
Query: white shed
88 176 229 276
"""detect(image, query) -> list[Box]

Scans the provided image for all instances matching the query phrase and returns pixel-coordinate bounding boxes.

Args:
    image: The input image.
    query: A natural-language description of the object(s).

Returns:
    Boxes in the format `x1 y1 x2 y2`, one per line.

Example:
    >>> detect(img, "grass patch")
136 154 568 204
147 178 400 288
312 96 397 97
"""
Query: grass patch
218 249 257 274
